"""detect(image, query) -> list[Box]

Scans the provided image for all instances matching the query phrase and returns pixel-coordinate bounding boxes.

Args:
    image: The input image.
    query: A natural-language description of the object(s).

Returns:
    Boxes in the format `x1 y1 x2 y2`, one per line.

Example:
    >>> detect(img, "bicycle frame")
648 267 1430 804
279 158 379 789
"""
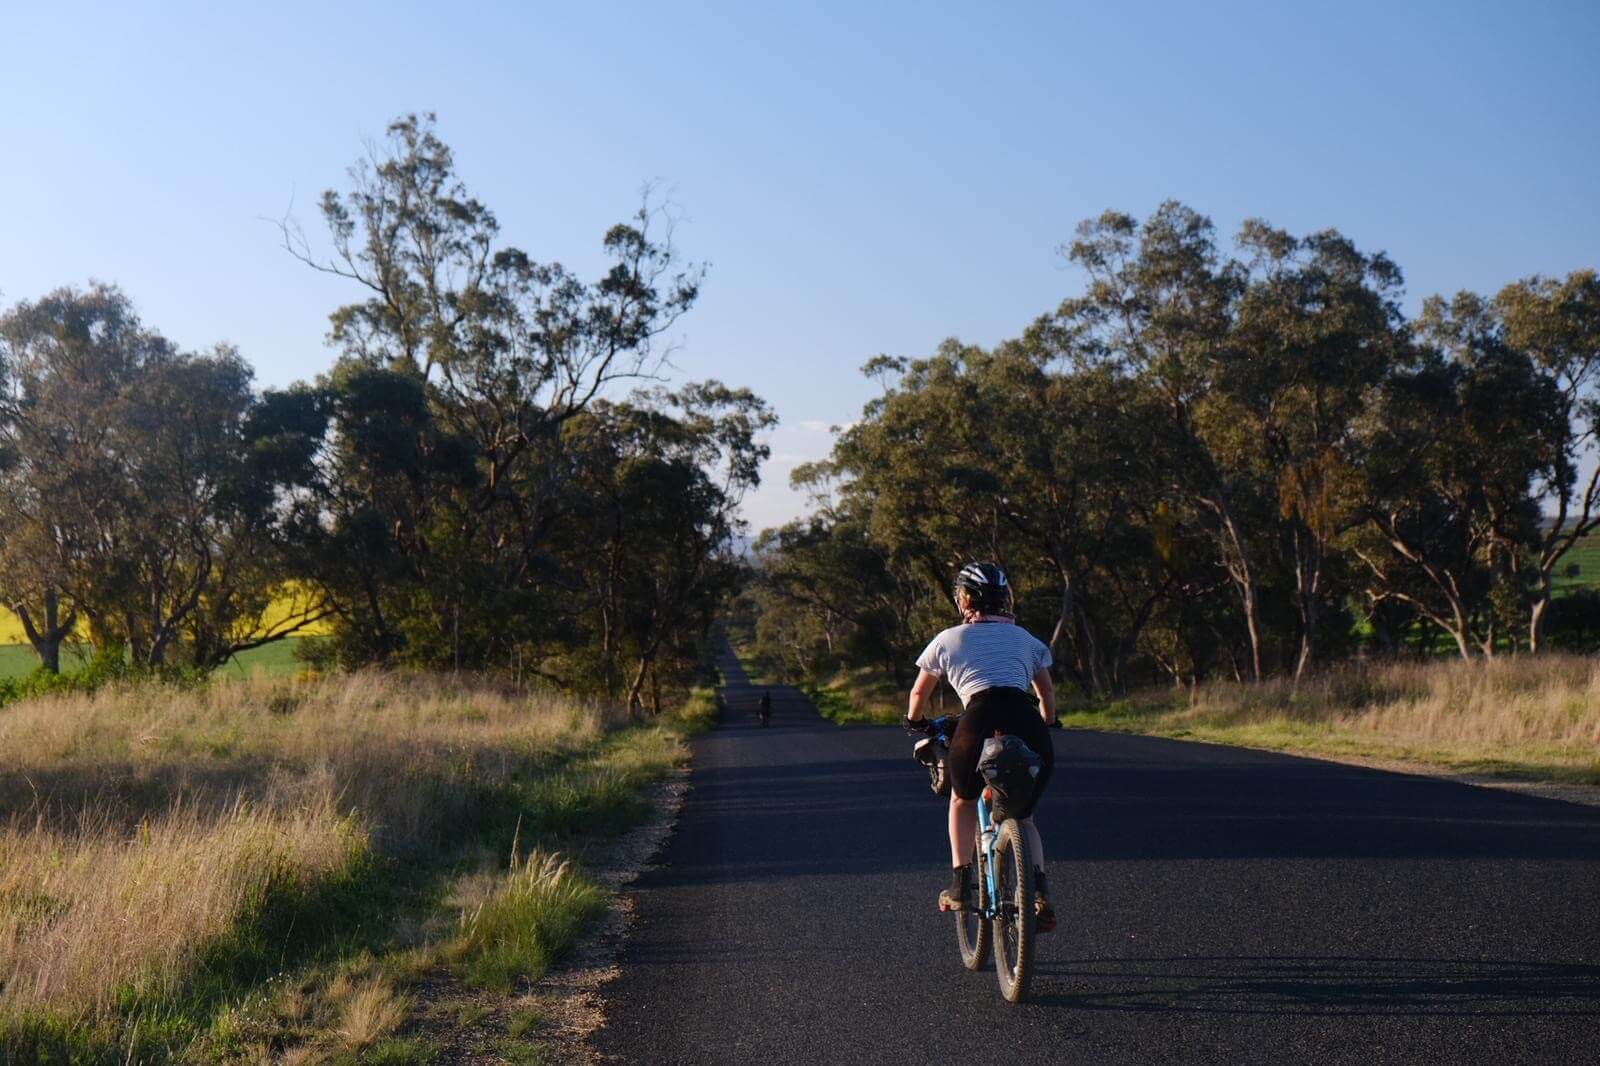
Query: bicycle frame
974 790 1002 918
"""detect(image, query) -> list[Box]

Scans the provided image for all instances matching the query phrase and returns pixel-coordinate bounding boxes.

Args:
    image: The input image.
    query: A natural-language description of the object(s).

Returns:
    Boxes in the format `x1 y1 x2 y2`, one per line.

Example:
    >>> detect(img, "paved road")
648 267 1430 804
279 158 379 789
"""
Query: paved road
598 647 1600 1064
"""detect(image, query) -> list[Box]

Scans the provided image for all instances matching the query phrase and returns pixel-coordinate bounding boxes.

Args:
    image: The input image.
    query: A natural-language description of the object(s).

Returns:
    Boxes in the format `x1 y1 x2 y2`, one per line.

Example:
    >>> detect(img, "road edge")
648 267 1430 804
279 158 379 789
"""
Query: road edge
1281 747 1600 808
527 764 692 1064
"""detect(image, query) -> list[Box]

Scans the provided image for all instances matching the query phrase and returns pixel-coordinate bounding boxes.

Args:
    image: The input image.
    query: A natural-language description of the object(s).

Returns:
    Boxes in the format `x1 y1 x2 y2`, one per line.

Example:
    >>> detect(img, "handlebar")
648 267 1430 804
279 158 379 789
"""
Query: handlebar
905 713 960 739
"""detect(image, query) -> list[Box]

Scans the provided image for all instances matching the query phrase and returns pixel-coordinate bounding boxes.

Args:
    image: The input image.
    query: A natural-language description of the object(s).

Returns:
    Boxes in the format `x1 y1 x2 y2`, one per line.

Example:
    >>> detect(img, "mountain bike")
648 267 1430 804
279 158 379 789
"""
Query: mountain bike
914 716 1037 1003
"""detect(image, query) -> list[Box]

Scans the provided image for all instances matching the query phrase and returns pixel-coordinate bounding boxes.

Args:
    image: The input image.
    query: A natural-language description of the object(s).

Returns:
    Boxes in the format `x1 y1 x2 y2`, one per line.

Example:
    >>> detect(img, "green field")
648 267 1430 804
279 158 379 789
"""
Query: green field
0 639 307 680
1552 532 1600 595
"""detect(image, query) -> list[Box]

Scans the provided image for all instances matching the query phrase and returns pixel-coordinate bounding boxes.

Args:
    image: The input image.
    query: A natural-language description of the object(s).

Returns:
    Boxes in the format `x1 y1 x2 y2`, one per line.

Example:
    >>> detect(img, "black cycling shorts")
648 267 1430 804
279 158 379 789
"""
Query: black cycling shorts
946 686 1053 819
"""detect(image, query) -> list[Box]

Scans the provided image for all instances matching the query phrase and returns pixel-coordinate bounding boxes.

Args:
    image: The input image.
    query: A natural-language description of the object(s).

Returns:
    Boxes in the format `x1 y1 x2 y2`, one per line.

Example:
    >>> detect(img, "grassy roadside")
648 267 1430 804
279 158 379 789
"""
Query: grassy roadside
0 672 715 1063
734 640 1600 786
1057 657 1600 785
804 668 905 726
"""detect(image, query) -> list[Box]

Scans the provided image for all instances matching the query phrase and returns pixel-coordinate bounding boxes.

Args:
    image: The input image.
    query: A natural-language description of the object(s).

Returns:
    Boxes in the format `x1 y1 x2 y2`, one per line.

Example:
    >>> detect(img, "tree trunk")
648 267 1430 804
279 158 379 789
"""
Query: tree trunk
1529 571 1553 654
1239 573 1264 682
1293 584 1318 682
1209 498 1264 682
1046 569 1074 667
626 656 651 716
1291 527 1322 682
14 590 75 674
1076 607 1108 693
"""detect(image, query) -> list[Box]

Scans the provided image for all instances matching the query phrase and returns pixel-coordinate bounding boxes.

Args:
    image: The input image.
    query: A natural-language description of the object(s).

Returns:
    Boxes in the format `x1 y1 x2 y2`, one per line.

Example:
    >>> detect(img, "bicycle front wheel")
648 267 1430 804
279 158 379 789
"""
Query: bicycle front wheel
955 842 991 971
991 817 1035 1003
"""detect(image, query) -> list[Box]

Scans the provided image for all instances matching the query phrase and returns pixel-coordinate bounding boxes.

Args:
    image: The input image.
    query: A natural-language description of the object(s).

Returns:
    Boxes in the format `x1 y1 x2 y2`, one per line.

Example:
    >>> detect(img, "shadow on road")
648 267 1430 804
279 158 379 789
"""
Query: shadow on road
1031 955 1600 1018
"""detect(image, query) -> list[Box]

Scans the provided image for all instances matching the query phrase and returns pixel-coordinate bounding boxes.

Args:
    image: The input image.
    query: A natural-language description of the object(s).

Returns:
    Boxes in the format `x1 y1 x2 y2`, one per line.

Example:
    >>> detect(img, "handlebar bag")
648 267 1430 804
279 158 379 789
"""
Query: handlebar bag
913 736 951 796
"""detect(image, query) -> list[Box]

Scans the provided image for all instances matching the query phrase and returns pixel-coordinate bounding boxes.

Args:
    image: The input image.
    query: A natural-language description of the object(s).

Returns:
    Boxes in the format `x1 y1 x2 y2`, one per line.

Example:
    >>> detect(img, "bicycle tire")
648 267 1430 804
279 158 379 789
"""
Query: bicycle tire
992 817 1035 1003
955 841 991 971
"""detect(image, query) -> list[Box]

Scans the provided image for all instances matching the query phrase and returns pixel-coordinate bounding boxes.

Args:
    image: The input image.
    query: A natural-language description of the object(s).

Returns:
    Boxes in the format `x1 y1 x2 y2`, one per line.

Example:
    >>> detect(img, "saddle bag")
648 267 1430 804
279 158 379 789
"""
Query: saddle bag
977 734 1040 822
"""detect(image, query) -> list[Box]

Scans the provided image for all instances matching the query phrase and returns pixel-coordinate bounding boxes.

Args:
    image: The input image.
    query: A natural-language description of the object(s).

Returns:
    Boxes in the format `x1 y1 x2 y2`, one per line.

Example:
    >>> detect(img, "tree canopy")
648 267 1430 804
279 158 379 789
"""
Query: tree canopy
741 205 1598 693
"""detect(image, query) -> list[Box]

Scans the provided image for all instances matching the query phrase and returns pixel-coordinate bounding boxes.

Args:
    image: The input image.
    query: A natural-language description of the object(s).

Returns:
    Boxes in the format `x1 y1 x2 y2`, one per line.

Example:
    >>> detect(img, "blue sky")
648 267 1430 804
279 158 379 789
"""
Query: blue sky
3 1 1597 530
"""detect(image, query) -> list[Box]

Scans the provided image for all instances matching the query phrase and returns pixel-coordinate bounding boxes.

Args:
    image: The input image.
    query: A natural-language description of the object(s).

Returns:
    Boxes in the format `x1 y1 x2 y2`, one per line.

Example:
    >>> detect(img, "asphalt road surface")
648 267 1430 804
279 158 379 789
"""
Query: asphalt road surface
598 647 1600 1065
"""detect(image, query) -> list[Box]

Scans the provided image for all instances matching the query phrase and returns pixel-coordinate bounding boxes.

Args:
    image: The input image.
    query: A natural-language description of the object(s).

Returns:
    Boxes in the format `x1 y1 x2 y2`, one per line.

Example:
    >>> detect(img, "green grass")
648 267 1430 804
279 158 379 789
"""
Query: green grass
0 643 90 678
506 1005 546 1040
358 1036 442 1065
456 852 607 993
214 639 309 678
0 639 306 681
1551 532 1600 595
805 681 901 725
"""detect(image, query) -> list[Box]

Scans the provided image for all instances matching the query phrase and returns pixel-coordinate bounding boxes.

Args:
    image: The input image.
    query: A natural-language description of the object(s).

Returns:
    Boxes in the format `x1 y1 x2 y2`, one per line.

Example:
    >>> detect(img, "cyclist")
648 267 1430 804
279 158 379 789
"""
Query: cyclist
758 689 772 725
905 561 1056 931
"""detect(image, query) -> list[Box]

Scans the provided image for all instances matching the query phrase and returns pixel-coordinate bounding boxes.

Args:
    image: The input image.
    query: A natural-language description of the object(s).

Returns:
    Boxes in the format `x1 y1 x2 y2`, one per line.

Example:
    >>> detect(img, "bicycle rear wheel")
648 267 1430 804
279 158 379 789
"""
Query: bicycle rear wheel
955 843 991 971
991 817 1035 1003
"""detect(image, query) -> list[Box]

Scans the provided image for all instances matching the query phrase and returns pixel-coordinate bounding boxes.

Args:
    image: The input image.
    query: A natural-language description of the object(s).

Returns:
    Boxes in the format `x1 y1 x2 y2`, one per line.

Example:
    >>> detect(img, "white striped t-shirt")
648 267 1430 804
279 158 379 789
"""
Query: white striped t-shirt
915 620 1053 706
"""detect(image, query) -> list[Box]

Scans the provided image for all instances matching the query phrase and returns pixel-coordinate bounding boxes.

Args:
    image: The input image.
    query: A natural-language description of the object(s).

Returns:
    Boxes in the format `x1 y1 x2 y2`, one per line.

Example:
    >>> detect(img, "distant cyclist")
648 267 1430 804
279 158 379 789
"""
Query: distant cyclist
904 562 1056 931
758 689 772 726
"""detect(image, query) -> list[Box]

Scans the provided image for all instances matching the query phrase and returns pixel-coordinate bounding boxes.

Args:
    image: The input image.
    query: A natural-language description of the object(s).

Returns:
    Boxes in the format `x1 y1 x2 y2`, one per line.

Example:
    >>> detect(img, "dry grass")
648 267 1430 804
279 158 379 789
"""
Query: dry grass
335 977 411 1049
0 671 625 1037
0 798 360 1020
1067 654 1600 782
0 670 619 841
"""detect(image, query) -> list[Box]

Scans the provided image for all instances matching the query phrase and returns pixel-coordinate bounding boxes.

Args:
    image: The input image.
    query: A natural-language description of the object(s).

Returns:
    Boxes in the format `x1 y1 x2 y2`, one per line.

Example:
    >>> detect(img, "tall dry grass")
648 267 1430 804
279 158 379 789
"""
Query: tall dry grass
0 798 360 1019
1107 653 1600 778
0 671 621 1028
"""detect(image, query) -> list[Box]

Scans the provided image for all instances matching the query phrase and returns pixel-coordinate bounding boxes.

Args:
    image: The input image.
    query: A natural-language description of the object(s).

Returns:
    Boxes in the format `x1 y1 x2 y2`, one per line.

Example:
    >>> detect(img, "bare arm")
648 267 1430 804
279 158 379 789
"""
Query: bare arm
907 669 941 721
1032 668 1056 725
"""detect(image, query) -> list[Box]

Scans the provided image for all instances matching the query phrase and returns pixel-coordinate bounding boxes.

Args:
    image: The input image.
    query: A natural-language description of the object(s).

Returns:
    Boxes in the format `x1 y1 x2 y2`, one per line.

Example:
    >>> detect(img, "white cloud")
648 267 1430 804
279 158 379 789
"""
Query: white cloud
795 418 857 433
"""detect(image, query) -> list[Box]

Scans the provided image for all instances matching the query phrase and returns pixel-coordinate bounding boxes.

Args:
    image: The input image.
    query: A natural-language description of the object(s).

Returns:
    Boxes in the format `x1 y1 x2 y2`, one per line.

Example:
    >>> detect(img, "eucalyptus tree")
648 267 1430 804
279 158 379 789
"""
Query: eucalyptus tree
552 383 772 712
751 511 930 686
1352 330 1560 658
1053 203 1277 679
796 338 1185 694
1494 270 1600 650
949 342 1177 693
283 114 709 669
1227 222 1408 677
0 285 329 669
0 284 153 669
113 349 331 666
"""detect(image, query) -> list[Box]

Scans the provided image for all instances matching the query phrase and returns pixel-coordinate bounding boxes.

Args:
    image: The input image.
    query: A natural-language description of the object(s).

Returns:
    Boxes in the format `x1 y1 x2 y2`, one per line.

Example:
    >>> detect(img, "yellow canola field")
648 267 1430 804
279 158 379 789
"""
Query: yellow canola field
0 586 334 646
